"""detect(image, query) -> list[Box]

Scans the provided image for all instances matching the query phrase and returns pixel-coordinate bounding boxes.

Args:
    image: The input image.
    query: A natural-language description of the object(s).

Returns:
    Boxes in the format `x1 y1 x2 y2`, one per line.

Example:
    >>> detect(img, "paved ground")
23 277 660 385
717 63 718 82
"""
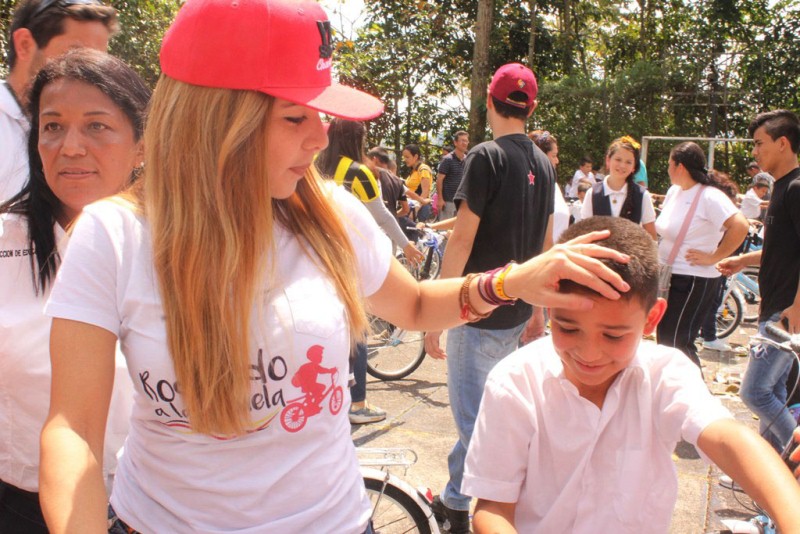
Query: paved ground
352 314 767 533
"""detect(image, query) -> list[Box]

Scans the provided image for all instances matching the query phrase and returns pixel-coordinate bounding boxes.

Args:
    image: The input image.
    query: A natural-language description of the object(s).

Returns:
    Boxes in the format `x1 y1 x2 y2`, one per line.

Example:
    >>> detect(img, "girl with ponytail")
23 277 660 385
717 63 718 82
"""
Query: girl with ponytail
654 142 749 369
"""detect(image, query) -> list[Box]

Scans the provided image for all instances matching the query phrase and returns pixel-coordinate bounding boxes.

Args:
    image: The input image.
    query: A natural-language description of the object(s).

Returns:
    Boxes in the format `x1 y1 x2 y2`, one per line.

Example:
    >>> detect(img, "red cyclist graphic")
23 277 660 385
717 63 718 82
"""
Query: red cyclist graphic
281 345 343 432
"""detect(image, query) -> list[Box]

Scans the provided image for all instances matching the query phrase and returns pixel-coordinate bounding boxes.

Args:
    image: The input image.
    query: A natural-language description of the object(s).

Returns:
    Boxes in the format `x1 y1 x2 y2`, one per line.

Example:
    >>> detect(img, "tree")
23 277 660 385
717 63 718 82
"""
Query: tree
468 0 494 144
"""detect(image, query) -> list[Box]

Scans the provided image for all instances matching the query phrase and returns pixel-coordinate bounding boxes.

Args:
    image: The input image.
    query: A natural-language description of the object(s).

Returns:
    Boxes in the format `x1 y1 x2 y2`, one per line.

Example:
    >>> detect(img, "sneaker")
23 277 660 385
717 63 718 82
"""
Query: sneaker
431 496 470 533
703 339 732 352
348 403 386 424
719 474 744 492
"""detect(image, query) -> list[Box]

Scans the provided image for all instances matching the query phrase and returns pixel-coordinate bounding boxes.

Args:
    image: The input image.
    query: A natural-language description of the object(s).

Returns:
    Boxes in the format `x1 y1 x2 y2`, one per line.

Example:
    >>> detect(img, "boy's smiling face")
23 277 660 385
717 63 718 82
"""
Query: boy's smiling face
549 296 665 407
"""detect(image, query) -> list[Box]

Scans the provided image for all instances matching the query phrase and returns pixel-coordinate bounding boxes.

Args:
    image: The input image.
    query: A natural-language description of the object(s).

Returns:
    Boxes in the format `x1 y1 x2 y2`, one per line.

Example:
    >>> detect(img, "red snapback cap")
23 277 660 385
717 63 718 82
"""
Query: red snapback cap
160 0 384 121
488 63 538 109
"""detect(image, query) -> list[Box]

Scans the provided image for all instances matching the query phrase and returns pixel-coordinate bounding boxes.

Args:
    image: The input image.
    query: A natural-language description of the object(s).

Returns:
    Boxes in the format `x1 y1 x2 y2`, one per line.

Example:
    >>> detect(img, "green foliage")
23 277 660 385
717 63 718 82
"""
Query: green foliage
108 0 180 87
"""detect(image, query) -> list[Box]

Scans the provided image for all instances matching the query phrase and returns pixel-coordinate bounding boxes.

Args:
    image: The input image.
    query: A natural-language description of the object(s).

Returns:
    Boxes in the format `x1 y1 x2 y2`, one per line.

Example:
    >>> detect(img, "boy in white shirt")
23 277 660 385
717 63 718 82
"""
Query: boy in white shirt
740 173 771 220
462 216 800 534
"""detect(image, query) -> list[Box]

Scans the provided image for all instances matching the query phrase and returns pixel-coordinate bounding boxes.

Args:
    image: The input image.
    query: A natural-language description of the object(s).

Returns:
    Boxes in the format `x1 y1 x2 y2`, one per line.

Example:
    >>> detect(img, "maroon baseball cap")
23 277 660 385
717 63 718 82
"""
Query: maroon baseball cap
488 63 538 109
160 0 383 121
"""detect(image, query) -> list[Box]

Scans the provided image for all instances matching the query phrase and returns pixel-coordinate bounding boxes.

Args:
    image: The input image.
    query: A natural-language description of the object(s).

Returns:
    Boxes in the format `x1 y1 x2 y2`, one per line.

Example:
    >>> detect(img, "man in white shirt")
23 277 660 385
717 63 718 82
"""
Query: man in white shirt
1 0 117 203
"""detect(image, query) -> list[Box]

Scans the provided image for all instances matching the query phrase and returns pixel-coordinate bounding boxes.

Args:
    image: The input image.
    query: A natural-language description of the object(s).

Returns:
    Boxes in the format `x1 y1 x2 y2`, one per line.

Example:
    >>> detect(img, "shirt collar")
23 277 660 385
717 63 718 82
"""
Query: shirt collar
602 177 628 196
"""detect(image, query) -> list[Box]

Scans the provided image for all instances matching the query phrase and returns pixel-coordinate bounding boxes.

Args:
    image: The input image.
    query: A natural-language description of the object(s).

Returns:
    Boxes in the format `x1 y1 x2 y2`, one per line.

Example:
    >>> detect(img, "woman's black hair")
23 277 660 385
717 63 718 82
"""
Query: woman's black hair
669 142 729 195
315 118 366 177
0 48 150 293
606 136 641 222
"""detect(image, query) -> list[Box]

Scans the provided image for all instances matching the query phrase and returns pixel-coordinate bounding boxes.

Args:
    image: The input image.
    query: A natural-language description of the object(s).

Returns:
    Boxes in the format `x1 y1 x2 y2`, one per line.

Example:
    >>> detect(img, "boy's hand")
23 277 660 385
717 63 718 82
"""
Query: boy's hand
503 230 630 310
717 256 744 276
780 302 800 335
519 309 545 345
424 331 446 359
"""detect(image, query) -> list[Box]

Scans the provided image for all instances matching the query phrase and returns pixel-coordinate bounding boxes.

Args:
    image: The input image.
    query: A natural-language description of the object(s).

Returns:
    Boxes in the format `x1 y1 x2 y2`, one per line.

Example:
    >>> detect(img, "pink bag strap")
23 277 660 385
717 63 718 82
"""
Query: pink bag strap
665 185 705 266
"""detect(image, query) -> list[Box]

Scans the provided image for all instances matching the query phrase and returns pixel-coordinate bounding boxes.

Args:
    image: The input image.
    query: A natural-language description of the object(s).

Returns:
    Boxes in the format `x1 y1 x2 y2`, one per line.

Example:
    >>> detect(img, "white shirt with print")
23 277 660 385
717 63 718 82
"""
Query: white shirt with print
0 81 30 203
0 213 132 492
45 186 392 532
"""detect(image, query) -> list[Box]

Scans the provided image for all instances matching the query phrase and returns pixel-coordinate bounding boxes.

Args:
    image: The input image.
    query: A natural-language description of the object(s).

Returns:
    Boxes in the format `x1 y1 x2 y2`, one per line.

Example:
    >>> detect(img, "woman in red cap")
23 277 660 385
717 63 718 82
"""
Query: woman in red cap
39 0 630 532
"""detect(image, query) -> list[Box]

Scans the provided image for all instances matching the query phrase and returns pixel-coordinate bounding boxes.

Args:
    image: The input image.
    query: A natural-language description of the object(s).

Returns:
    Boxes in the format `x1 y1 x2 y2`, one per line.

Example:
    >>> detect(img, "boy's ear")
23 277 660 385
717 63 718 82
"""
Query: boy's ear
643 298 668 335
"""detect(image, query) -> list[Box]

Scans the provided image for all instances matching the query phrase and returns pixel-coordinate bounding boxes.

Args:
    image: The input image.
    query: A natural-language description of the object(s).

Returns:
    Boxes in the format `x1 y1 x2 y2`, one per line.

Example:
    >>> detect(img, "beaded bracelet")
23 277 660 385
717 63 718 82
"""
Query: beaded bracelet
460 273 493 322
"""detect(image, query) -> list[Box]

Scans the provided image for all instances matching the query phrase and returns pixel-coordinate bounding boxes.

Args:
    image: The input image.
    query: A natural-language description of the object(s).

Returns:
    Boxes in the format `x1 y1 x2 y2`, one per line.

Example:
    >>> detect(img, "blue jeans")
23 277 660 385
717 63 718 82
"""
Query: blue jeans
442 322 525 511
350 342 368 404
740 314 797 451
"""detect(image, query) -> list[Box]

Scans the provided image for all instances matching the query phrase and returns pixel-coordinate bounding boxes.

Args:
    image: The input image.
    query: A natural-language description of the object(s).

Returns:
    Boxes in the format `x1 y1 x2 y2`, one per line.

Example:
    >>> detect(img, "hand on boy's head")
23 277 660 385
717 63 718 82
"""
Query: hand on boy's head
504 229 630 311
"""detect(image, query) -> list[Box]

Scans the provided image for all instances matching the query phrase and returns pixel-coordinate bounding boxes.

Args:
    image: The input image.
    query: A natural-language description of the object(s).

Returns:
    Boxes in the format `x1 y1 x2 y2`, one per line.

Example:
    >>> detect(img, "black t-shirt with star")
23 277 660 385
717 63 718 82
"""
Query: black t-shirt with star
454 133 555 330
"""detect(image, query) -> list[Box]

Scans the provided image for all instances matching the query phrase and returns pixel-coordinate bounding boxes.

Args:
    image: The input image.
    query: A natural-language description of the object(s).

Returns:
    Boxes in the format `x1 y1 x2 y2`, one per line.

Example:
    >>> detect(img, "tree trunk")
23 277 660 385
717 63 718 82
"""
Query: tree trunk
527 0 538 71
469 0 494 145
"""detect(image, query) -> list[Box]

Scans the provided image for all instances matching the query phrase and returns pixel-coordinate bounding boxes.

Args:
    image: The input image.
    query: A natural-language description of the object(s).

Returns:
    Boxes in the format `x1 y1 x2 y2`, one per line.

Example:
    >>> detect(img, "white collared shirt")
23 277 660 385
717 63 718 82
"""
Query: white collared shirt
580 176 657 223
0 81 30 203
462 337 732 533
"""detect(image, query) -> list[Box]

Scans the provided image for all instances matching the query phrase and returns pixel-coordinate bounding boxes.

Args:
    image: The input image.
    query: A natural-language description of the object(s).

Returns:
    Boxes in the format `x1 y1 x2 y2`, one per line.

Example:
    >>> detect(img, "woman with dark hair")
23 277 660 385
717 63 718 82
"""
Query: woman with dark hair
529 129 570 241
402 143 435 222
316 118 423 423
0 48 148 533
655 142 748 368
581 136 657 239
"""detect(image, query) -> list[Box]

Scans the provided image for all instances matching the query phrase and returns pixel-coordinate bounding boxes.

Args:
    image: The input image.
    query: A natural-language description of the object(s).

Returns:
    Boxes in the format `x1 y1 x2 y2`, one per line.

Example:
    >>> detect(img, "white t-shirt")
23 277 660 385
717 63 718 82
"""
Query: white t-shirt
462 338 732 534
579 177 657 224
739 188 763 219
45 186 392 532
0 213 132 492
552 183 570 243
568 169 591 197
0 81 30 203
655 184 738 278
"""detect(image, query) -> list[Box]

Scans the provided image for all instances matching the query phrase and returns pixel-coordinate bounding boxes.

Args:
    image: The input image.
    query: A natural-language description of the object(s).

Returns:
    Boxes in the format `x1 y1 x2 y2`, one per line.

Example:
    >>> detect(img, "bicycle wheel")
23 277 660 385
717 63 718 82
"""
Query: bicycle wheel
741 268 760 323
422 248 441 280
367 317 426 381
364 476 432 534
716 289 744 340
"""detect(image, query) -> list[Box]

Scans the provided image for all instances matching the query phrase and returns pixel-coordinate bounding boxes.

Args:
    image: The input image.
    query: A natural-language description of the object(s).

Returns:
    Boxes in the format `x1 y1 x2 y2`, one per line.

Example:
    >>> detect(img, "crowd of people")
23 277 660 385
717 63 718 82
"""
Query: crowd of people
1 0 799 533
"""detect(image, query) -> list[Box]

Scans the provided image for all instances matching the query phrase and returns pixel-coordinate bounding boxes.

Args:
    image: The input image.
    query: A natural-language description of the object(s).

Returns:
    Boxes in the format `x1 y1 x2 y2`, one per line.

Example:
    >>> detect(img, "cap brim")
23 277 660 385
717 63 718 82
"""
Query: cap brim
265 83 384 121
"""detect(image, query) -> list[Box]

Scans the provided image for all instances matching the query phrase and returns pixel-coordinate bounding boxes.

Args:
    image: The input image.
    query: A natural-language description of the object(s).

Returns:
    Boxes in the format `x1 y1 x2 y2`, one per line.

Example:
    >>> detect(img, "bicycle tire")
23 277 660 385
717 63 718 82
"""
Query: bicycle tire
364 475 432 534
367 317 427 381
716 289 744 340
741 268 760 323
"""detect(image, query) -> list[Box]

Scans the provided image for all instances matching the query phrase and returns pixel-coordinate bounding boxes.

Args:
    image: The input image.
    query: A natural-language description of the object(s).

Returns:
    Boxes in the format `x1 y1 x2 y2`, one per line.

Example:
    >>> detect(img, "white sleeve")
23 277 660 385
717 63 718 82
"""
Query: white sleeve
44 205 122 335
331 187 393 297
703 187 739 230
640 190 657 224
462 374 533 503
651 348 733 461
580 189 594 219
361 195 409 250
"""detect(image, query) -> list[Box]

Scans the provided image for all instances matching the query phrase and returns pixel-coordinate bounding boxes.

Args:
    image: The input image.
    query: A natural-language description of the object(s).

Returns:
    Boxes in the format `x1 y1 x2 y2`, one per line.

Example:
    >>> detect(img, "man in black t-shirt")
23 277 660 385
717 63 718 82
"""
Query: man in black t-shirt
719 109 800 451
424 63 555 532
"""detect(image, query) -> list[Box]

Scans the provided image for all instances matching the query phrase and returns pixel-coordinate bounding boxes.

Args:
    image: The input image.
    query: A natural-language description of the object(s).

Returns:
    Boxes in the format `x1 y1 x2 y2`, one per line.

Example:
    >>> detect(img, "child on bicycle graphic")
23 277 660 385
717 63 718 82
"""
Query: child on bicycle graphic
291 345 337 416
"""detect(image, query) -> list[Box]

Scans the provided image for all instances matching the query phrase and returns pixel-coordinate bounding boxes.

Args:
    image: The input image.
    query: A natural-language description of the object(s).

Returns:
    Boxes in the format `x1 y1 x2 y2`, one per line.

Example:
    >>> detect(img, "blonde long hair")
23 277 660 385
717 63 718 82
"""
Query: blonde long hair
141 76 367 435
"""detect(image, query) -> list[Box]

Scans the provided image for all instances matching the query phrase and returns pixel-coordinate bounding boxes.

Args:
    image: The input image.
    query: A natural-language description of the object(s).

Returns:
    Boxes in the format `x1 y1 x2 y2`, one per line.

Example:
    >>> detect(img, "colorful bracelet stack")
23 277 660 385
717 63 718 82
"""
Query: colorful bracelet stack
459 262 519 323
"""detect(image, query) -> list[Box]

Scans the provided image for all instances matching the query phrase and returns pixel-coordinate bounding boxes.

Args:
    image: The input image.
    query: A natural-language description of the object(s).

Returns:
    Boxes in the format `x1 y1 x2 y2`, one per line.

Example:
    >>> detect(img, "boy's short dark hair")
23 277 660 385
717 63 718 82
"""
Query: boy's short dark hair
8 0 118 69
557 216 659 309
580 156 593 166
490 94 532 120
454 130 468 141
748 109 800 154
366 146 391 165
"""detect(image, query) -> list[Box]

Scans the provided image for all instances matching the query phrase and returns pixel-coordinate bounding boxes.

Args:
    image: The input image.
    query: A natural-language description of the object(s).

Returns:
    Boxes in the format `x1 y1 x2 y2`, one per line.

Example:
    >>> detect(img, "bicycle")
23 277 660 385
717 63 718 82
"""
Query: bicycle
280 371 343 433
358 447 440 534
366 228 447 381
714 321 800 534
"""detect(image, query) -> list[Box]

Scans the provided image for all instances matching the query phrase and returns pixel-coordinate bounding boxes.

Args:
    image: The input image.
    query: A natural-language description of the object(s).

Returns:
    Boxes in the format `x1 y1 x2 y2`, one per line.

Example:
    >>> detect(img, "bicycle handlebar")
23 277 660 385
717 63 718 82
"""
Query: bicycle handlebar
764 321 800 354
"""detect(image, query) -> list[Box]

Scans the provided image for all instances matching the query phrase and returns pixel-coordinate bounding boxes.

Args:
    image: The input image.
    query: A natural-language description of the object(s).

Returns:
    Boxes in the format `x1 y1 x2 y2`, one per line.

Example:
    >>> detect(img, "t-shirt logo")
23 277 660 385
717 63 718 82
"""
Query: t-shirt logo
280 345 344 433
528 170 536 185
